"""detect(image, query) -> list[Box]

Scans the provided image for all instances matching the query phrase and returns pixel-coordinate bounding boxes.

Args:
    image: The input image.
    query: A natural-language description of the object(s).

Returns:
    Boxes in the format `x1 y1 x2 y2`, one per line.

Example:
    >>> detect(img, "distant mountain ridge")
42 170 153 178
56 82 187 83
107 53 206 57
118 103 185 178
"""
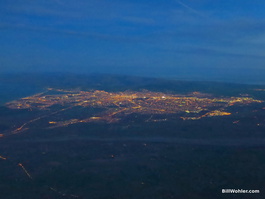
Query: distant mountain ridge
0 73 265 104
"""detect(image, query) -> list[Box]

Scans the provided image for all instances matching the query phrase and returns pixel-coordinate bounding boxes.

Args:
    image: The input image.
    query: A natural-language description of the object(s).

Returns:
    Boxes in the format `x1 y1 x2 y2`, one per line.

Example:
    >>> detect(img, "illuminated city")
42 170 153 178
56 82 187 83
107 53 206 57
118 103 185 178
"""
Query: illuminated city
5 88 263 133
2 0 265 198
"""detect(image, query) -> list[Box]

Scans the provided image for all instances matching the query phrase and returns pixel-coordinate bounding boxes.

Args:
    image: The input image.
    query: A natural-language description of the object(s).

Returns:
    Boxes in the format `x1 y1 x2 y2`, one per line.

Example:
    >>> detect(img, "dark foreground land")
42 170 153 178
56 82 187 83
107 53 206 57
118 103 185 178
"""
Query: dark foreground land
0 73 265 199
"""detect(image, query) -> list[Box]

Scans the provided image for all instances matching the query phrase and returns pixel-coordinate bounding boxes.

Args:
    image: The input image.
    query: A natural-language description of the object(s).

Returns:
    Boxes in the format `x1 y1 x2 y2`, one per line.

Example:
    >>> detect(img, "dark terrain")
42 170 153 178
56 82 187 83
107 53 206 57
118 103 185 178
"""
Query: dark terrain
0 73 265 199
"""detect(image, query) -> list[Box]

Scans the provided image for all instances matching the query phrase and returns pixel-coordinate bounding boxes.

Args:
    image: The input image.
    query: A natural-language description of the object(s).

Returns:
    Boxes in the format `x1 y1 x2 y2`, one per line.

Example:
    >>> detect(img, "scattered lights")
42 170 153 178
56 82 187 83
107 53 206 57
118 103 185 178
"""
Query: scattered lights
205 110 231 117
0 155 7 160
0 87 264 199
254 89 265 91
18 163 33 179
4 88 264 131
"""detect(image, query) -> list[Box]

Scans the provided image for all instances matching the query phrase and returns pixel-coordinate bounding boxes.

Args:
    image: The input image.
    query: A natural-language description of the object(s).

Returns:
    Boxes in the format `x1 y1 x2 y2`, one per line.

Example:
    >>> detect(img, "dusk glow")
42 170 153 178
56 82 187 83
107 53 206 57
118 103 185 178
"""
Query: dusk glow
1 1 265 83
1 2 265 198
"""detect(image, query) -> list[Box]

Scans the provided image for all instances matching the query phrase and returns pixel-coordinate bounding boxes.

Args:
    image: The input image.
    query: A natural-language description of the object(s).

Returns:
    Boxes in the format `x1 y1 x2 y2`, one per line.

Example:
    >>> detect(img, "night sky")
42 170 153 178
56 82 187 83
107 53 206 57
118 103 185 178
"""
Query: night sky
1 0 265 83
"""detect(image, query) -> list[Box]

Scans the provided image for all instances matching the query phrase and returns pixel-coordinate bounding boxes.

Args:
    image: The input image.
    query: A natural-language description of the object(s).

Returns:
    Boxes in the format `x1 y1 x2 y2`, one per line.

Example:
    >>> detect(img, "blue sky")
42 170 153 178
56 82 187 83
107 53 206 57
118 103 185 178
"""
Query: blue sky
1 0 265 83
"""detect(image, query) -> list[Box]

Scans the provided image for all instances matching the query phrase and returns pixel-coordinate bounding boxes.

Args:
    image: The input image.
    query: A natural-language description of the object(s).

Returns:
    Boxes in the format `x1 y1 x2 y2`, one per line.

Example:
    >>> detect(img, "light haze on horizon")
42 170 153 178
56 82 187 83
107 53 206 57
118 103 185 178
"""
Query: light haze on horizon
1 0 265 84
